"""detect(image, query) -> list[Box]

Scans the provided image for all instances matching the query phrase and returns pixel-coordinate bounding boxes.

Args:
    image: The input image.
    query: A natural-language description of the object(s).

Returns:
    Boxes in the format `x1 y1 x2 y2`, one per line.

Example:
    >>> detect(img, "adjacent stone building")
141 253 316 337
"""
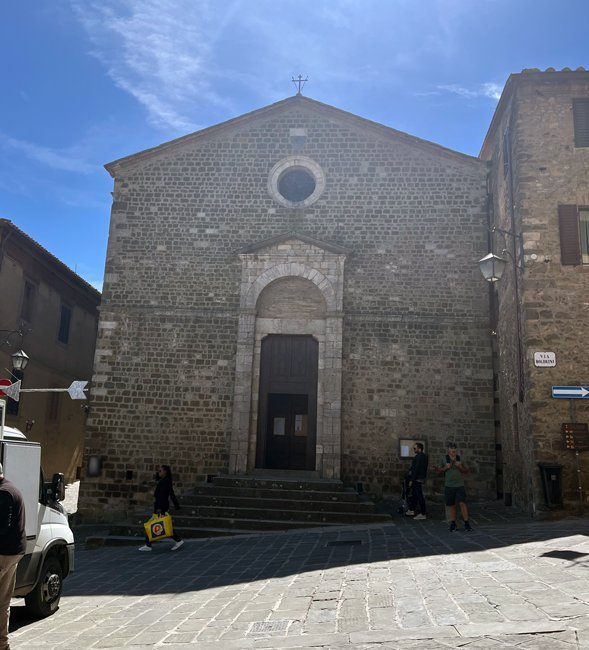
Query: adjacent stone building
0 219 100 480
481 68 589 514
79 68 589 519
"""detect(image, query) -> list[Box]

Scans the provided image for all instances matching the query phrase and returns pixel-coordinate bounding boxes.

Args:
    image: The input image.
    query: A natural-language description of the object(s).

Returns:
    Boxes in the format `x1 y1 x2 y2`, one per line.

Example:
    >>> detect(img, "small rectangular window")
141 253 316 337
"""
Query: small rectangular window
58 304 72 344
502 129 510 177
580 210 589 264
21 280 36 322
573 99 589 147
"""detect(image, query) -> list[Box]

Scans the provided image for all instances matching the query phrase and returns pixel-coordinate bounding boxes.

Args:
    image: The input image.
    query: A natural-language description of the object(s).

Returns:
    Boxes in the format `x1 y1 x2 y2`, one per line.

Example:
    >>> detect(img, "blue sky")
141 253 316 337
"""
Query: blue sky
1 0 587 291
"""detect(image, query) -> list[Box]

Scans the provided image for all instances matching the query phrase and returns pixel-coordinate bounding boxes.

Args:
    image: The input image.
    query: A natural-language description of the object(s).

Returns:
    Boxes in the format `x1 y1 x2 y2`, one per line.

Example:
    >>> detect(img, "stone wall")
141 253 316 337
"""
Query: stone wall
483 71 589 513
79 98 495 519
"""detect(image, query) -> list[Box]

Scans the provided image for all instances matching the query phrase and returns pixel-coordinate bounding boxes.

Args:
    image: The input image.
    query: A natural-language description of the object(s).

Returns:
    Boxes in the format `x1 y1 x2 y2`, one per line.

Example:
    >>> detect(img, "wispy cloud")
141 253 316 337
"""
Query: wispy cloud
72 0 242 133
437 82 503 101
70 0 488 132
0 134 95 173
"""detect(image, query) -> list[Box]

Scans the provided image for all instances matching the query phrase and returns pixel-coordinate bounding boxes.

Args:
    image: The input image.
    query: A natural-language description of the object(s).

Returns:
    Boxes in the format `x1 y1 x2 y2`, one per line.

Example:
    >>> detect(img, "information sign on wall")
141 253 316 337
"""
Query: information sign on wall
534 352 556 367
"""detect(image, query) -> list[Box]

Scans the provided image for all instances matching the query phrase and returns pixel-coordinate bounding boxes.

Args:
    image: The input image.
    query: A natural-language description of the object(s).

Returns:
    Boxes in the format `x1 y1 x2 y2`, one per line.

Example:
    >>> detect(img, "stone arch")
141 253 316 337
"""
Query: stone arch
230 242 346 480
256 276 327 319
244 263 338 312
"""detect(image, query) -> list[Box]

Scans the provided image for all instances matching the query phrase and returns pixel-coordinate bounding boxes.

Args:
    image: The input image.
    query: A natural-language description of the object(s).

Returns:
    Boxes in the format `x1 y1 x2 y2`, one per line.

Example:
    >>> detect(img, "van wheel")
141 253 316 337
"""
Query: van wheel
24 556 63 618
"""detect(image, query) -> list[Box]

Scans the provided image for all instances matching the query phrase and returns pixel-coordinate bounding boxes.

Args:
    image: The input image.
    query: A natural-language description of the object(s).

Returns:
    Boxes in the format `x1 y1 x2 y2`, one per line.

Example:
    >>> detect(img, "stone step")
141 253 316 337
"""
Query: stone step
118 517 349 534
211 475 346 492
184 489 371 510
172 506 387 525
190 484 361 503
178 517 348 531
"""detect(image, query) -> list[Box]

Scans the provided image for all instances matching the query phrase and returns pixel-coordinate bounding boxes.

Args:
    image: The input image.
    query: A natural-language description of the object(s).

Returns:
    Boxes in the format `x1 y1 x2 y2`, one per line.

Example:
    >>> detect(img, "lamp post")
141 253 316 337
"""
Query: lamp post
478 233 525 403
11 349 29 371
0 329 29 364
478 252 508 283
0 332 30 439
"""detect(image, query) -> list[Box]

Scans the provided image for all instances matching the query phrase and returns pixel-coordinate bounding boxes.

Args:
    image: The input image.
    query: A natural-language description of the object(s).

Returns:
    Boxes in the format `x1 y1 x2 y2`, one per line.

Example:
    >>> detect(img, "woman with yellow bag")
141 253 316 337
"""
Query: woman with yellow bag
139 465 184 552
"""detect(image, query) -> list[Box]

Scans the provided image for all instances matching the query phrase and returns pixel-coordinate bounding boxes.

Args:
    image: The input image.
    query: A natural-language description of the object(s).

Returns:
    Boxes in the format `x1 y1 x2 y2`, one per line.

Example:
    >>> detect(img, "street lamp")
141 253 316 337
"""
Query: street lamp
478 252 508 282
478 229 525 403
0 328 29 372
11 350 29 371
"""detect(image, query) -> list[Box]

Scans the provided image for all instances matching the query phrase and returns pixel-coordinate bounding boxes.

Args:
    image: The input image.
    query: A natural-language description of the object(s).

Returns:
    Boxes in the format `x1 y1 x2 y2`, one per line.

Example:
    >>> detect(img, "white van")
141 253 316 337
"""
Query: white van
1 425 74 617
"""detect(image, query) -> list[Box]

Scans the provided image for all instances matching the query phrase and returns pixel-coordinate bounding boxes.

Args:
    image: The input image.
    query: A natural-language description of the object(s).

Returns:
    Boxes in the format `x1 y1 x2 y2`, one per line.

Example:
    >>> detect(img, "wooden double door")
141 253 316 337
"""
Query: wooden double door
256 335 318 471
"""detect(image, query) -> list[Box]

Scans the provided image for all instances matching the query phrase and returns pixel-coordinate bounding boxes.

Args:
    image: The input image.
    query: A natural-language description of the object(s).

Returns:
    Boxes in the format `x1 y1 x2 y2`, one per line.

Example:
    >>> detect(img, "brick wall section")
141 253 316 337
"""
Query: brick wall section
80 98 495 519
483 71 589 513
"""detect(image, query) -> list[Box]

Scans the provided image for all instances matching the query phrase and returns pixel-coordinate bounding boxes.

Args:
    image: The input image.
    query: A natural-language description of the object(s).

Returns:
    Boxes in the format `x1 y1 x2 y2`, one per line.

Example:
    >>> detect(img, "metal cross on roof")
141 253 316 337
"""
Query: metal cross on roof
292 75 308 95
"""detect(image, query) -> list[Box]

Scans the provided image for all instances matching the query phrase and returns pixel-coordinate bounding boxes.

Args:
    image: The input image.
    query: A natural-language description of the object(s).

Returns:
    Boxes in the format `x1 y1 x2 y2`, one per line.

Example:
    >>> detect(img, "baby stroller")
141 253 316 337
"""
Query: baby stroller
397 475 416 515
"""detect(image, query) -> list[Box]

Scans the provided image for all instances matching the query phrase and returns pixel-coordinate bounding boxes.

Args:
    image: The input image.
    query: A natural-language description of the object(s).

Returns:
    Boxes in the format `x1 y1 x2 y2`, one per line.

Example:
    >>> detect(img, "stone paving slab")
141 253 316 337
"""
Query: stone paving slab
9 511 589 649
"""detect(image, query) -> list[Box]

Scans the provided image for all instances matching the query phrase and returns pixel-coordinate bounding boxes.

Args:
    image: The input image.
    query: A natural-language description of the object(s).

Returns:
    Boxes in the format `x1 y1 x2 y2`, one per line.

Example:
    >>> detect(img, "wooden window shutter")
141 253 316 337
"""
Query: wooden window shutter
573 99 589 147
558 204 581 265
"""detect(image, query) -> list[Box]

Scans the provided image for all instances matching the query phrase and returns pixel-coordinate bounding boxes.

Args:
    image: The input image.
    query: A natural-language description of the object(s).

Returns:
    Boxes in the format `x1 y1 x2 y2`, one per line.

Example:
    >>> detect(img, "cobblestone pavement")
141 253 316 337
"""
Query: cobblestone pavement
9 508 589 649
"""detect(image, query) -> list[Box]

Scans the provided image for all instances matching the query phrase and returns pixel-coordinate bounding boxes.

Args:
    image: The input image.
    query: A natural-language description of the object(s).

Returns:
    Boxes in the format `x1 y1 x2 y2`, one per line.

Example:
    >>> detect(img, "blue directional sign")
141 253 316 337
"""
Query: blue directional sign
552 386 589 399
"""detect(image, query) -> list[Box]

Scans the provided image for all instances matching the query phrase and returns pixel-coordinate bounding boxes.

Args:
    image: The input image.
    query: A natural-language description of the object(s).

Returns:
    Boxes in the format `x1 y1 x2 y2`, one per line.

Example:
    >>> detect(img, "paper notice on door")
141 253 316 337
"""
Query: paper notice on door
273 417 285 436
294 414 308 436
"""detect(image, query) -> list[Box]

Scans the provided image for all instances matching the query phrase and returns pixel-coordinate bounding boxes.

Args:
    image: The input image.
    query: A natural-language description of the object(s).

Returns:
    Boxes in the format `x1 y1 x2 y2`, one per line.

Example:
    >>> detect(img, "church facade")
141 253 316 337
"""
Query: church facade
80 69 589 519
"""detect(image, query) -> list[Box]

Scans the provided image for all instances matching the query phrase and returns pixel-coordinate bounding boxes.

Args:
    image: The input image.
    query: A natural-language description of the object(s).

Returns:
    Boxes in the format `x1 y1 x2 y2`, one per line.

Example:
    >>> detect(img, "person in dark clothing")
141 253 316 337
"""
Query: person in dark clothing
139 465 183 551
0 462 26 650
406 443 429 519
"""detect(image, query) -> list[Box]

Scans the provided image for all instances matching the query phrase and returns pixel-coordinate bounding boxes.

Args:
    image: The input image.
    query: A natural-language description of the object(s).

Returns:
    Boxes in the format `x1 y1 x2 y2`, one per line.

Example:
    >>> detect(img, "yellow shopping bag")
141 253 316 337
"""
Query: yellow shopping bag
144 512 174 542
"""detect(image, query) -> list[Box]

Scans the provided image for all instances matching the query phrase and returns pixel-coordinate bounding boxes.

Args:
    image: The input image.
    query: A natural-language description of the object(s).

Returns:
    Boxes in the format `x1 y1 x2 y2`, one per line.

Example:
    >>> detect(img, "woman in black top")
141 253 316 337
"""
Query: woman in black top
139 465 183 551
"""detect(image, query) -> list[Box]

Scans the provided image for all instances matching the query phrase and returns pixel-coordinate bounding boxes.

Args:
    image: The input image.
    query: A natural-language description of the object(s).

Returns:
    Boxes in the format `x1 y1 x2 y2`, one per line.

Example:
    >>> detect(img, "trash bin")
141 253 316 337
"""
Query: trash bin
538 464 563 507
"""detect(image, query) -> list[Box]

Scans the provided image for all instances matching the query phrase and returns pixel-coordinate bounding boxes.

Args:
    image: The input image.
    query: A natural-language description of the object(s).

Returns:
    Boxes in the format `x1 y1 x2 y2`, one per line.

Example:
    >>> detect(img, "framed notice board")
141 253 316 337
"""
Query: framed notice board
399 439 426 458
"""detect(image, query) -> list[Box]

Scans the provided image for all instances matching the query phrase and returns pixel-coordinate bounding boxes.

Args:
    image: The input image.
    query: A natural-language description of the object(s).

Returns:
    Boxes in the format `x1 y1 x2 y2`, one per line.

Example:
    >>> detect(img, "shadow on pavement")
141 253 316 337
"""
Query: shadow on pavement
49 508 589 602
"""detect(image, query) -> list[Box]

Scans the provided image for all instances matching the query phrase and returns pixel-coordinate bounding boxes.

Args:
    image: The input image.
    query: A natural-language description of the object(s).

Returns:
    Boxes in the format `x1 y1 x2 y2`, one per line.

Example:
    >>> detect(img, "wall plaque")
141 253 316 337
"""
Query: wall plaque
534 352 556 367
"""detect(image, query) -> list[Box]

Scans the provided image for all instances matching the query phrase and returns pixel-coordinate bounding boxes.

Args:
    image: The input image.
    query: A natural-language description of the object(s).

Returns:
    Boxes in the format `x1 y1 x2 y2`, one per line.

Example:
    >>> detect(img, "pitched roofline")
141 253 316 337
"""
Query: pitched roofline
480 68 589 159
0 219 101 300
238 231 351 255
105 95 482 176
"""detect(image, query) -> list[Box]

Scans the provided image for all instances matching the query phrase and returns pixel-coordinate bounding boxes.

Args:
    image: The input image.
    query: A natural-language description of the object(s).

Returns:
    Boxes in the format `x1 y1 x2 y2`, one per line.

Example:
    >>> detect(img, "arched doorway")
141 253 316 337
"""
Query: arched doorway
229 234 348 480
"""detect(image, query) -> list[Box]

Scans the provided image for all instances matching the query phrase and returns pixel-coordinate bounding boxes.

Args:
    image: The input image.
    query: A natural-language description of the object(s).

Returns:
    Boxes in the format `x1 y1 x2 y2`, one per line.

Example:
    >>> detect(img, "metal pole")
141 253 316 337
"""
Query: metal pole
567 400 583 515
575 450 584 516
0 398 5 441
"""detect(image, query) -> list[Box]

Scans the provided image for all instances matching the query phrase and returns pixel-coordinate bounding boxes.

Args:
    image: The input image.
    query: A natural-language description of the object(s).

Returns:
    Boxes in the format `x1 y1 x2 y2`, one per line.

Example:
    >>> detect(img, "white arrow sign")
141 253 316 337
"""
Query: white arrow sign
2 380 88 402
67 381 88 400
552 386 589 399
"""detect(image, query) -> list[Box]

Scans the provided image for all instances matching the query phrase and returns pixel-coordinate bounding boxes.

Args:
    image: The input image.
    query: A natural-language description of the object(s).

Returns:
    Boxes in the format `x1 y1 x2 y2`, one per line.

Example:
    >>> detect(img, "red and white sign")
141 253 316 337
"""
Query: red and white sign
0 379 11 397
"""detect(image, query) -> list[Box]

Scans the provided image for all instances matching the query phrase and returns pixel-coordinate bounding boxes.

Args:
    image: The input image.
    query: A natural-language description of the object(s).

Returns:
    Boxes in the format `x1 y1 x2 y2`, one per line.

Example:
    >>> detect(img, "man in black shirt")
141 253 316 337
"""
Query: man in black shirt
407 443 429 520
0 462 26 650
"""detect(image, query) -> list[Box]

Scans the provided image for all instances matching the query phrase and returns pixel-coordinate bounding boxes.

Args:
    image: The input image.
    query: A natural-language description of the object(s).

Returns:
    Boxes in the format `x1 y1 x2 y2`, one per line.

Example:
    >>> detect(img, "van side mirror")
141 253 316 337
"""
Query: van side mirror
50 473 66 502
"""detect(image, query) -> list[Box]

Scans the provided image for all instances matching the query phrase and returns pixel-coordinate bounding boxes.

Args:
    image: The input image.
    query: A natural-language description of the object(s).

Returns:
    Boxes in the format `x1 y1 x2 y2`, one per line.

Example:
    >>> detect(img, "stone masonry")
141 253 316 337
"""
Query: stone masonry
80 96 495 520
481 69 589 513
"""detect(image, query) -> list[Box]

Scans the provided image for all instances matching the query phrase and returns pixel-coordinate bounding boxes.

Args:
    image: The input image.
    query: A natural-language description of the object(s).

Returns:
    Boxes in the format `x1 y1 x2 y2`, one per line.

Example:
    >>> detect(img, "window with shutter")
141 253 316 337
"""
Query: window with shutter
558 204 584 265
573 99 589 147
58 304 72 344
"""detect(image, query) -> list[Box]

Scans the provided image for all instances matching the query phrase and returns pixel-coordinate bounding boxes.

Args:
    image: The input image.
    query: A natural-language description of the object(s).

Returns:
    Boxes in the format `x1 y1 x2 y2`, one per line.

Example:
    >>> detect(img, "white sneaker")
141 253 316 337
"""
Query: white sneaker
138 545 152 552
414 514 427 520
405 510 415 516
171 539 184 551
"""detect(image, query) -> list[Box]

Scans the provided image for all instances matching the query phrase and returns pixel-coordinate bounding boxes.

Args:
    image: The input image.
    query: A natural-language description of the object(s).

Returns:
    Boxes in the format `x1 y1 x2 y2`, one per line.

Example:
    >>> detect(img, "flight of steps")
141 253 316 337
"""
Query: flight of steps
85 474 393 546
166 474 391 537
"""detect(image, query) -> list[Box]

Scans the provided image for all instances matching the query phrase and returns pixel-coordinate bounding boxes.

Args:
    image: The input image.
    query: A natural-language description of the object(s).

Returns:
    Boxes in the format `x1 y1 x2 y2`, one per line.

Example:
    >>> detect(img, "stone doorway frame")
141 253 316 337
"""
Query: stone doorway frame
228 233 349 480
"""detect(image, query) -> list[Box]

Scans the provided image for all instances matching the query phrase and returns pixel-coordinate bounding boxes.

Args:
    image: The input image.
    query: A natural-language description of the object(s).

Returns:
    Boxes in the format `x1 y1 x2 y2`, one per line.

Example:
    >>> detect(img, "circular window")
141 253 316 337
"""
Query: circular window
278 168 316 202
268 156 325 207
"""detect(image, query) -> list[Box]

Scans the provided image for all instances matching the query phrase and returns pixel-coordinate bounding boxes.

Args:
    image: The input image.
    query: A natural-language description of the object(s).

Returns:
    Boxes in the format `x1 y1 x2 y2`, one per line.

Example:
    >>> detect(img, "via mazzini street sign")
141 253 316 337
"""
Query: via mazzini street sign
552 386 589 399
2 380 88 402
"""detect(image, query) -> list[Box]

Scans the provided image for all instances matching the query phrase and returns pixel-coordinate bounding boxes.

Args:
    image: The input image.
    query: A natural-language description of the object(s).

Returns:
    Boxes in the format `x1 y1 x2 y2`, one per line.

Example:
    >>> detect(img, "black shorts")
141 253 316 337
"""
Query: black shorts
445 486 466 506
